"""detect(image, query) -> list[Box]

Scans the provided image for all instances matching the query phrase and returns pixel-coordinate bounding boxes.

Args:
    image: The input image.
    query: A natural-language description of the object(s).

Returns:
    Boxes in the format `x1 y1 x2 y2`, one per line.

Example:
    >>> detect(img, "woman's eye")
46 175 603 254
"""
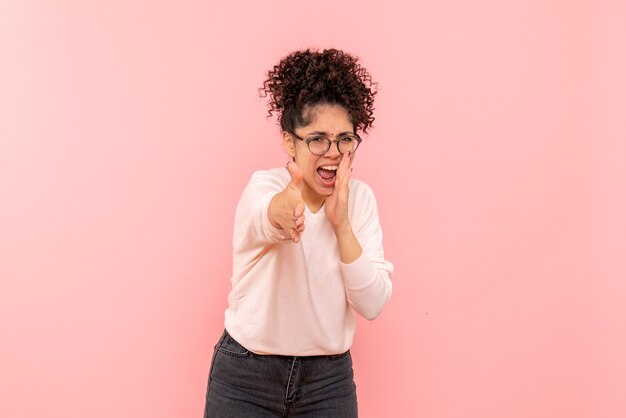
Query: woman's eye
340 137 354 143
309 137 325 143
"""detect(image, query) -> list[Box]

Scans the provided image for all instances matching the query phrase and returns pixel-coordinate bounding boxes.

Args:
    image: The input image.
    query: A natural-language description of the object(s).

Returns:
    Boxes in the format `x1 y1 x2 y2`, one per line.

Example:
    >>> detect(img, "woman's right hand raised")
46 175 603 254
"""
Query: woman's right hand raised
268 161 306 243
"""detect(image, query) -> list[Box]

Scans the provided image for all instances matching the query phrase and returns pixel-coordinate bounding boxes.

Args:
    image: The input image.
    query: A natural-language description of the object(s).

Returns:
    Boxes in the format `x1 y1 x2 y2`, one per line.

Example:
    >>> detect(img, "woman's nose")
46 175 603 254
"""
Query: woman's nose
324 141 342 157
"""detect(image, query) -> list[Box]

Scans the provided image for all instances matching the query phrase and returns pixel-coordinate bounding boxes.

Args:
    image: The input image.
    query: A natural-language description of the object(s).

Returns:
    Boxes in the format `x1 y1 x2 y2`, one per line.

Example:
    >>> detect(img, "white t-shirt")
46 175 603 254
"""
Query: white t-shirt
224 167 393 356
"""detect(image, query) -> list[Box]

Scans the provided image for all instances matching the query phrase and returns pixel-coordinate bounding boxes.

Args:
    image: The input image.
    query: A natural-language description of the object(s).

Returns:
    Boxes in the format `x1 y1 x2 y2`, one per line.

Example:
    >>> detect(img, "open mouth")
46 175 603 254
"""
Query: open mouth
316 165 337 186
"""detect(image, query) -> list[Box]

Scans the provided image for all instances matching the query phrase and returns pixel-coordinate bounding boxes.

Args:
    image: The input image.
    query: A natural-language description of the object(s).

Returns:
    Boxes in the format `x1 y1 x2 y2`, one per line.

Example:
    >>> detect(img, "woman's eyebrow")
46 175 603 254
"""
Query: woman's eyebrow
306 130 354 136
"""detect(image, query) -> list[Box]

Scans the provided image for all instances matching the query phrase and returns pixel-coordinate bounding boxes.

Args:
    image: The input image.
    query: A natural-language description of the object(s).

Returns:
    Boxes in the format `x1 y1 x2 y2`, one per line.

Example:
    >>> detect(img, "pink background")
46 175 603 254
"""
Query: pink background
1 1 625 417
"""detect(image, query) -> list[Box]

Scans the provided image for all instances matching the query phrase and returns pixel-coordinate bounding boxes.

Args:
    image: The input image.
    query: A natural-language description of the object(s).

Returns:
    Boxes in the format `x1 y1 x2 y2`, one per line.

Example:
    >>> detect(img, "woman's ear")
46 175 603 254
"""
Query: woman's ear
282 131 296 158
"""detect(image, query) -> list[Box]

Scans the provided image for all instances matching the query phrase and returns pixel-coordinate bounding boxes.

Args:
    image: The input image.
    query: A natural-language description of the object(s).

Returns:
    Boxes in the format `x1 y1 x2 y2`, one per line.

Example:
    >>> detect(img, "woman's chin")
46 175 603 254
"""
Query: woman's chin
317 179 337 194
318 185 335 196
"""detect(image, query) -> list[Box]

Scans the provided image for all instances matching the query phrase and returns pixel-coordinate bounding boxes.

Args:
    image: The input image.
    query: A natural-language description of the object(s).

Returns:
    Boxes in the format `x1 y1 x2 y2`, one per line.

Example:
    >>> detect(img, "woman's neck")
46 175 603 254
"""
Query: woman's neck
301 186 325 214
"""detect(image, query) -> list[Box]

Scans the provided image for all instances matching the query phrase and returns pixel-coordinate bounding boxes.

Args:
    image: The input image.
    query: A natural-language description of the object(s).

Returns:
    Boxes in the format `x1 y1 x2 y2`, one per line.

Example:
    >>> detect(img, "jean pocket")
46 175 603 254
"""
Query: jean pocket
328 350 351 361
217 332 251 357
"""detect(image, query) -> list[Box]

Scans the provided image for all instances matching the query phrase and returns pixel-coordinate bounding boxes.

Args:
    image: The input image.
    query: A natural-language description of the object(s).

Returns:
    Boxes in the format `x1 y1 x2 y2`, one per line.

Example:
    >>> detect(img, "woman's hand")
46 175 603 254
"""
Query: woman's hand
325 151 362 263
324 151 353 233
268 161 306 243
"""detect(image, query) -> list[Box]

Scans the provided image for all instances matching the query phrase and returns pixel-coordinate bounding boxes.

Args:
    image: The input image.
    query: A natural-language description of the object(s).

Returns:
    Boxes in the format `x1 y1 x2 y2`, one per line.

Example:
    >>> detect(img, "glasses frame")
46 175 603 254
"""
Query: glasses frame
289 131 362 155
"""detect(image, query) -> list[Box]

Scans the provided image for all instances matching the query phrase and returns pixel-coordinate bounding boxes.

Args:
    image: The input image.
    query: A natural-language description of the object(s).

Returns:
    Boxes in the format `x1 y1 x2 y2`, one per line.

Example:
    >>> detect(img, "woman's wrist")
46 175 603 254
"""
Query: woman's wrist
331 221 351 237
333 223 362 264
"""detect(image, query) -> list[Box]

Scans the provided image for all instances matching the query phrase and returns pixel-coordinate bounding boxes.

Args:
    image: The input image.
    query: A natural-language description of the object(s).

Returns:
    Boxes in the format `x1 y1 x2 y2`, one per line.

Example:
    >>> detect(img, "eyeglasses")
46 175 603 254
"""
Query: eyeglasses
289 131 362 155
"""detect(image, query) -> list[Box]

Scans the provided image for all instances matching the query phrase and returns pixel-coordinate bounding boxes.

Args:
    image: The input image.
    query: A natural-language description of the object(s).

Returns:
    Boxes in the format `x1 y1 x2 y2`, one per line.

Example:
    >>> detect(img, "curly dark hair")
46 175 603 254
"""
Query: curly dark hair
260 48 378 134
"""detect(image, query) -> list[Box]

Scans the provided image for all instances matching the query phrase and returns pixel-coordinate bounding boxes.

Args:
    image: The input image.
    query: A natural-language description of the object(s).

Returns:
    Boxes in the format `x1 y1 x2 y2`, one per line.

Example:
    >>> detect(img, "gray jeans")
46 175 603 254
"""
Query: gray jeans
203 330 358 417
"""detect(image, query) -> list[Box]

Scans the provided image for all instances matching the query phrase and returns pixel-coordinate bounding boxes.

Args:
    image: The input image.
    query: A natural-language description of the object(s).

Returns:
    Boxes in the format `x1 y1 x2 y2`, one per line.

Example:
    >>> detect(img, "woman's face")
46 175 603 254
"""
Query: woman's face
282 104 355 211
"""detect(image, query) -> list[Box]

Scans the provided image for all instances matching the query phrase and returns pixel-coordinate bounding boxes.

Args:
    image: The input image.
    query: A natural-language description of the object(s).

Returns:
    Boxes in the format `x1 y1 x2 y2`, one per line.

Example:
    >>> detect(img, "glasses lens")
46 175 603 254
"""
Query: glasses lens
307 137 331 155
338 136 359 153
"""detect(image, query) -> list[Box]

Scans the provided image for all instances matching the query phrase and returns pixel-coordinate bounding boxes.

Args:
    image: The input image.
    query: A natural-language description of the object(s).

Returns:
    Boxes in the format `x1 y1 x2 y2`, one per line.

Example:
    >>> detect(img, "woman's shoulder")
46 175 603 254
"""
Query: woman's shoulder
248 167 290 191
250 166 289 181
348 177 381 218
349 177 376 201
347 178 382 228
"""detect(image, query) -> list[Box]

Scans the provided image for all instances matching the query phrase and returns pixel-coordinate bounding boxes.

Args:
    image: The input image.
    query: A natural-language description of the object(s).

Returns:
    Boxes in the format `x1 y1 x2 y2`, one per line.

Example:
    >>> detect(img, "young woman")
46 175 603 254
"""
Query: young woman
203 48 393 418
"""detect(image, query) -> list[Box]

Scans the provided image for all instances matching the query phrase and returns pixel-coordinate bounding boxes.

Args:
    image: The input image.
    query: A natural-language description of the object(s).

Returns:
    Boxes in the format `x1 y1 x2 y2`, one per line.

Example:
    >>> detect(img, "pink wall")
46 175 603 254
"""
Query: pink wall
1 1 625 417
